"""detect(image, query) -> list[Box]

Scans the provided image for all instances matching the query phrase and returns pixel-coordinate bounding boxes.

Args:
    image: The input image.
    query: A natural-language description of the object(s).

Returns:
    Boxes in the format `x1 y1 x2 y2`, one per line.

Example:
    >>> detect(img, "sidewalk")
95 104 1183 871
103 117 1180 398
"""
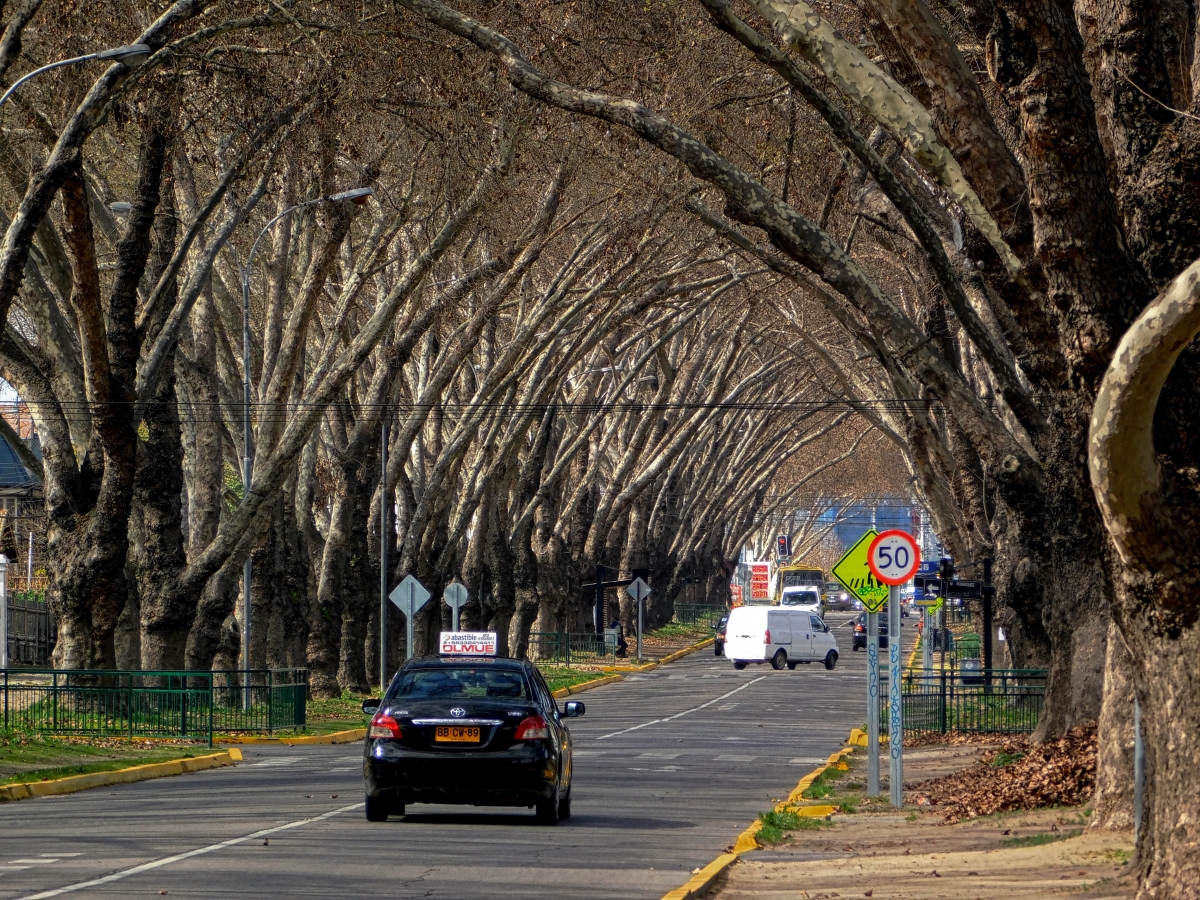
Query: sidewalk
707 741 1135 900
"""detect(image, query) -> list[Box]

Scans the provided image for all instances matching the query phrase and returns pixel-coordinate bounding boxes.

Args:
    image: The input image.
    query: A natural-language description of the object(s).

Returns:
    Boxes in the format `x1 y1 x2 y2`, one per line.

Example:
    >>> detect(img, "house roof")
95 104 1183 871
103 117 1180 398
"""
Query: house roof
0 431 41 492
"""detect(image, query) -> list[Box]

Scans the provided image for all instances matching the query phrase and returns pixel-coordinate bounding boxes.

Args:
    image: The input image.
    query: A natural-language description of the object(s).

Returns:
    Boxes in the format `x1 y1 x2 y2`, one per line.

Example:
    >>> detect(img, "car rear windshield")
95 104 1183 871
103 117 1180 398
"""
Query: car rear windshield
389 666 529 701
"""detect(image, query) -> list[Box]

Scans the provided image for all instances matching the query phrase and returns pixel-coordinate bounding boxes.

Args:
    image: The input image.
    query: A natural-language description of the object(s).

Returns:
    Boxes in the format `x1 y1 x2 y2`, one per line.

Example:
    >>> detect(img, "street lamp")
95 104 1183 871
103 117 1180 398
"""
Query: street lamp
0 44 151 109
239 186 372 698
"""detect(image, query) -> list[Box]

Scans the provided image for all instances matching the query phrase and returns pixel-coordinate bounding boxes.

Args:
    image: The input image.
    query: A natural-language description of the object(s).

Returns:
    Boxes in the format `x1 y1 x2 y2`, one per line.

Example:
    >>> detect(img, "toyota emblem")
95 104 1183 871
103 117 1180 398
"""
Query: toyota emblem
449 707 467 718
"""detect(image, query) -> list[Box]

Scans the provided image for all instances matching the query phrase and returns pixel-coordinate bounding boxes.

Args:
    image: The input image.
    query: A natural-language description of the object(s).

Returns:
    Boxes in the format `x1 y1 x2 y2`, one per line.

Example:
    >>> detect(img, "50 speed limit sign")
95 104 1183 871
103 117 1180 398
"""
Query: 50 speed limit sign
867 529 921 585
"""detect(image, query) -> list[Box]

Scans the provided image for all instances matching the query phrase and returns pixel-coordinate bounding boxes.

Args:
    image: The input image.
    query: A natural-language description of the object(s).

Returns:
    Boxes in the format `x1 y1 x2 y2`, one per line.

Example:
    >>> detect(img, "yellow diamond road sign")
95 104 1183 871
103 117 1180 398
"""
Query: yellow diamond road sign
832 529 890 613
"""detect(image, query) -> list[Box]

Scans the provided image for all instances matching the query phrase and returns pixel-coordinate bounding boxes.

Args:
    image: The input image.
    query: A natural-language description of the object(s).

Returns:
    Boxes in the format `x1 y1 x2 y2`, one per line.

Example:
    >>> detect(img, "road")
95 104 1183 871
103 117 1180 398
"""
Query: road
0 616 905 900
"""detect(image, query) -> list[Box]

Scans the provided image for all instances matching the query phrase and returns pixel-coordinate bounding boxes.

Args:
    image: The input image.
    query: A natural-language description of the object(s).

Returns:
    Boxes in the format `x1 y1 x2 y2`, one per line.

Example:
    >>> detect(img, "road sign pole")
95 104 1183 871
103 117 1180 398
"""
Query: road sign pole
888 583 904 808
389 575 430 666
867 610 880 798
405 594 414 662
922 607 932 676
637 597 643 663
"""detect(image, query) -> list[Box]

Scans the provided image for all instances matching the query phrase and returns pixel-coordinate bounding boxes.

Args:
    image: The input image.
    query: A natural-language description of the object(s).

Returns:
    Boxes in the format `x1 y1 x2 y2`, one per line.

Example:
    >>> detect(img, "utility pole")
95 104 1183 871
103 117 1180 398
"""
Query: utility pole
594 563 606 638
982 557 994 685
380 418 388 692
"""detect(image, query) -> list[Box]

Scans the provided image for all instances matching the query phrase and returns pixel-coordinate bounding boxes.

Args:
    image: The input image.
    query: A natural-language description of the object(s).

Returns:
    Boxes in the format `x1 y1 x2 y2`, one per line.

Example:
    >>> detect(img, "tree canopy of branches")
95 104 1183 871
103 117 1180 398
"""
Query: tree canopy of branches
1 1 1197 895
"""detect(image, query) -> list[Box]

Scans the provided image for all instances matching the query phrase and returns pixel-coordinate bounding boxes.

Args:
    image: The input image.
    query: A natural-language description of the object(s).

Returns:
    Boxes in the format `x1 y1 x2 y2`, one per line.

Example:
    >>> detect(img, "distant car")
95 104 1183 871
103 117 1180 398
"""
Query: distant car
851 612 893 651
361 655 583 824
714 615 729 656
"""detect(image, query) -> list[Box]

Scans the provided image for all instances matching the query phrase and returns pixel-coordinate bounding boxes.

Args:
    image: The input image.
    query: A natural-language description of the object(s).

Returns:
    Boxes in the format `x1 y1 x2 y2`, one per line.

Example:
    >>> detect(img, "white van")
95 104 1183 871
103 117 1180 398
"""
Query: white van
724 606 839 671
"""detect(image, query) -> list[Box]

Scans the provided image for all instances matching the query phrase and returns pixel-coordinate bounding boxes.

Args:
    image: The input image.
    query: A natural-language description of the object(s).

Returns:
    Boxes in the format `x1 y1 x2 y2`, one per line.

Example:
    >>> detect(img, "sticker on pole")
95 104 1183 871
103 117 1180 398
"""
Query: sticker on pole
831 530 889 613
867 530 921 586
439 632 497 656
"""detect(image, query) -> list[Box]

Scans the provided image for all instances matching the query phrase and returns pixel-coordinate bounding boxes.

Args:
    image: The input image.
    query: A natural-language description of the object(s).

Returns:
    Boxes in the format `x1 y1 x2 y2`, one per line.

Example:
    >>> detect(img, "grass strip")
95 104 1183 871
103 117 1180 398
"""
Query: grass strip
1001 828 1082 848
1 736 201 787
756 809 833 844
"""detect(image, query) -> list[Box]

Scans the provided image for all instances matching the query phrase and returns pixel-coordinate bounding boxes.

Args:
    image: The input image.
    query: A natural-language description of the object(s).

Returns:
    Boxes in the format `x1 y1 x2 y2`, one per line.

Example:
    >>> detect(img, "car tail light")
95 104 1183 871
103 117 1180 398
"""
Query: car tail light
764 629 771 644
514 715 549 741
368 713 402 739
855 624 865 633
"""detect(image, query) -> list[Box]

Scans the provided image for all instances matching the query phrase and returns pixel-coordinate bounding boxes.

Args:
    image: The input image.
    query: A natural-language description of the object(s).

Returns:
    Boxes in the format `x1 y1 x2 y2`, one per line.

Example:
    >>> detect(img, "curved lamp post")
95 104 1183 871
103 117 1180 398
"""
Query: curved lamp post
0 44 151 109
239 187 372 699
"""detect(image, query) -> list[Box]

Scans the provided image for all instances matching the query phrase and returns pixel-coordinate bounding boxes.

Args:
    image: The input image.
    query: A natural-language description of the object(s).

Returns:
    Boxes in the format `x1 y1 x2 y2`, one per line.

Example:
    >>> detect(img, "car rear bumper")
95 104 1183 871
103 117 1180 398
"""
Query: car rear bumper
364 740 558 806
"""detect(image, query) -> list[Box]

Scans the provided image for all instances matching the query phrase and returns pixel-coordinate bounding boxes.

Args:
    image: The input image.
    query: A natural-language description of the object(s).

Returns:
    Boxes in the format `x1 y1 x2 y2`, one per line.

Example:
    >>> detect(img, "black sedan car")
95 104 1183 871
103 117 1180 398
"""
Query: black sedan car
713 615 729 656
361 656 583 824
851 612 893 650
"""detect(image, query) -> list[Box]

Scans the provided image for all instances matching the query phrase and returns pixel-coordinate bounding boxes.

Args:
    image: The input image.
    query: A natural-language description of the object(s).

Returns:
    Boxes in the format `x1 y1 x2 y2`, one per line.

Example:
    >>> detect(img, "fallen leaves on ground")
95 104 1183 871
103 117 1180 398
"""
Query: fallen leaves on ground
907 723 1096 823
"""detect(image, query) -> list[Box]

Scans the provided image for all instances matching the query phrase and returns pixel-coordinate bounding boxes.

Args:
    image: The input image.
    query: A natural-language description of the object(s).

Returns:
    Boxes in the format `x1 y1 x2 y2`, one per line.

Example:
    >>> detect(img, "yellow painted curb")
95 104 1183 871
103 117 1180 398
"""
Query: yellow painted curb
0 748 242 803
551 673 624 700
658 637 714 665
660 852 740 900
219 727 366 745
549 635 716 699
847 727 887 747
659 738 856 899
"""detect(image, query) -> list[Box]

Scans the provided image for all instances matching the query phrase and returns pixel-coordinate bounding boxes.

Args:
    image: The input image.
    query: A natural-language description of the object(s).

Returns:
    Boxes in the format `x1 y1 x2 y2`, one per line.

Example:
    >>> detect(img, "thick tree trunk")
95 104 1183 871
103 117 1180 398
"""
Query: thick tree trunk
132 354 191 671
1091 620 1136 830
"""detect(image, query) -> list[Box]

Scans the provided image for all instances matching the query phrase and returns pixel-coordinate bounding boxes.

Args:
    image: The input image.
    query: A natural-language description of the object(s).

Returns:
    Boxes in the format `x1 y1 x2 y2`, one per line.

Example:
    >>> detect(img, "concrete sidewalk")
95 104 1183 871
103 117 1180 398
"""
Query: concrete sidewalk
708 742 1136 900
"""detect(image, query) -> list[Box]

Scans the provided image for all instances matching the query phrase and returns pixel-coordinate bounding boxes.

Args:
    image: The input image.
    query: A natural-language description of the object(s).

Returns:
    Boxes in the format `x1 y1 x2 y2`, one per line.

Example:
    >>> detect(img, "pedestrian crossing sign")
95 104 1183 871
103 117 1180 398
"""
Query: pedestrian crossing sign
832 530 890 613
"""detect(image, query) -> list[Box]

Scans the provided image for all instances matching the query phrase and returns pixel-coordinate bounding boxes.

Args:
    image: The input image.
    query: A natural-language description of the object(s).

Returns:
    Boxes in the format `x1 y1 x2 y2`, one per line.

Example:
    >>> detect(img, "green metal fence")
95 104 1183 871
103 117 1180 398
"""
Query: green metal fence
210 669 308 735
881 668 1047 735
673 604 727 627
1 668 308 745
525 633 619 665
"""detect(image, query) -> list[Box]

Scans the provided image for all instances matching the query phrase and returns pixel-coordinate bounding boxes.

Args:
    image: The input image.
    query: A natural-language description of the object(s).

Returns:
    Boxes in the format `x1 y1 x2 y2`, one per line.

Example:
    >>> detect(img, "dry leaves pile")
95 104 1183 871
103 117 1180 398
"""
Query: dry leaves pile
908 723 1097 823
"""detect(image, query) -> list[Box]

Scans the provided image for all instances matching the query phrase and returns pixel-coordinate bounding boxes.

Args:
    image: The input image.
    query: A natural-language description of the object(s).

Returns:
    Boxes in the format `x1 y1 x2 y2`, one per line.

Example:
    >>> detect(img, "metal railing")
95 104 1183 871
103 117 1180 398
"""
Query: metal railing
1 667 308 745
673 603 727 627
5 592 55 666
210 668 308 735
880 667 1047 735
525 632 620 665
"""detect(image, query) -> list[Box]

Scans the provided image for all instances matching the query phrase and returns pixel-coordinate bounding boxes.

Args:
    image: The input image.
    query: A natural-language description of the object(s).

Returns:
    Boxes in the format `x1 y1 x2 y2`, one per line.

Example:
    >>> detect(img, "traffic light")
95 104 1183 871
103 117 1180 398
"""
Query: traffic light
938 556 955 581
776 534 791 558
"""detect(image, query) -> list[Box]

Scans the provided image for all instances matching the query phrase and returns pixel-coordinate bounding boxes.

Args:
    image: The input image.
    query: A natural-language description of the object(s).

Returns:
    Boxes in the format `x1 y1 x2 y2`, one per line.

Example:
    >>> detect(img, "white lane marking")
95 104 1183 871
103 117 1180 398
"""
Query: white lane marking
596 677 766 741
245 757 302 767
636 752 681 760
656 766 681 772
10 861 56 865
40 855 81 859
715 754 757 762
16 804 362 900
717 703 738 710
326 767 357 773
572 750 605 757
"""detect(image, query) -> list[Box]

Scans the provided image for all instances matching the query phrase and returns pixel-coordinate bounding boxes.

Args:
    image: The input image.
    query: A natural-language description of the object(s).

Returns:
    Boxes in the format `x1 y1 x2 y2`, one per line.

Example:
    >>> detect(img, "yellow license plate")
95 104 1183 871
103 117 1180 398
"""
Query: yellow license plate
435 726 480 742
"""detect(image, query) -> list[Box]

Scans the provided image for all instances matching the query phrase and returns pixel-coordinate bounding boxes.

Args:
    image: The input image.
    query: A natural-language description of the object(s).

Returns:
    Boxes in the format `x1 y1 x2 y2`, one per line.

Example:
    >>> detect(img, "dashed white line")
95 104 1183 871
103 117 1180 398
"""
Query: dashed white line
596 677 766 741
16 803 362 899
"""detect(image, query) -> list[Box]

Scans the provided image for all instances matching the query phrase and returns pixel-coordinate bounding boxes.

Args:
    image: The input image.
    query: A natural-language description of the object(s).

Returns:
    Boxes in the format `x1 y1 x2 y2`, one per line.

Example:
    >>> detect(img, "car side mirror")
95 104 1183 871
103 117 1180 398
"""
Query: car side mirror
824 624 830 633
564 700 585 718
362 699 381 716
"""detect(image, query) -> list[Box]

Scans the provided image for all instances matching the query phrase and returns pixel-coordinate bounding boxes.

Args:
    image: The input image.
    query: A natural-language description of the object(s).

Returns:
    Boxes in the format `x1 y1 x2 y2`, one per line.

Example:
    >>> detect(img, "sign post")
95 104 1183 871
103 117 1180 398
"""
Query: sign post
390 575 431 662
443 582 469 631
867 529 920 809
832 530 888 797
626 577 650 663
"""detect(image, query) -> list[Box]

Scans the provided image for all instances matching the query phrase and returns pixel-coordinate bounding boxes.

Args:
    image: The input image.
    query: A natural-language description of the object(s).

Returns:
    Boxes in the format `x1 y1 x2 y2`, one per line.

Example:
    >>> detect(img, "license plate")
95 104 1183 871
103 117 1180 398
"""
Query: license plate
434 726 480 742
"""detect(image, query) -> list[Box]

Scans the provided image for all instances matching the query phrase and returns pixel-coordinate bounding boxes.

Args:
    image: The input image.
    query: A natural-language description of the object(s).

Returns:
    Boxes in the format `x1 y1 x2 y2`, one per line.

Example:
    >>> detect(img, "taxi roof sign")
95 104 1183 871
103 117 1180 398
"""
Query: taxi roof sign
439 631 498 657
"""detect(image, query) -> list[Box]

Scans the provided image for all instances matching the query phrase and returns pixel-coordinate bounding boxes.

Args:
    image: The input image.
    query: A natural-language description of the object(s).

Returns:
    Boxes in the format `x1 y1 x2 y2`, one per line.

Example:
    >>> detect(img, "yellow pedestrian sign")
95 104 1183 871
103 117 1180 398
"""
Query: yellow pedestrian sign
832 530 890 613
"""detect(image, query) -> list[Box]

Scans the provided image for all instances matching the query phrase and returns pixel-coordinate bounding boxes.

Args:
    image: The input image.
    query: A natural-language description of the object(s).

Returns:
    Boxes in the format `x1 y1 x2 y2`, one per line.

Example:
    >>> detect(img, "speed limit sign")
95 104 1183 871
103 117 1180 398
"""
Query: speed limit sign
867 530 921 585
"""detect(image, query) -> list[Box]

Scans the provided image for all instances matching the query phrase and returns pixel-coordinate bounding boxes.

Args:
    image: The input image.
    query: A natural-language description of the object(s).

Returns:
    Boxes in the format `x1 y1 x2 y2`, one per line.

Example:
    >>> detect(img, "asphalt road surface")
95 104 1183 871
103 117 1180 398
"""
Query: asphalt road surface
0 616 907 900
